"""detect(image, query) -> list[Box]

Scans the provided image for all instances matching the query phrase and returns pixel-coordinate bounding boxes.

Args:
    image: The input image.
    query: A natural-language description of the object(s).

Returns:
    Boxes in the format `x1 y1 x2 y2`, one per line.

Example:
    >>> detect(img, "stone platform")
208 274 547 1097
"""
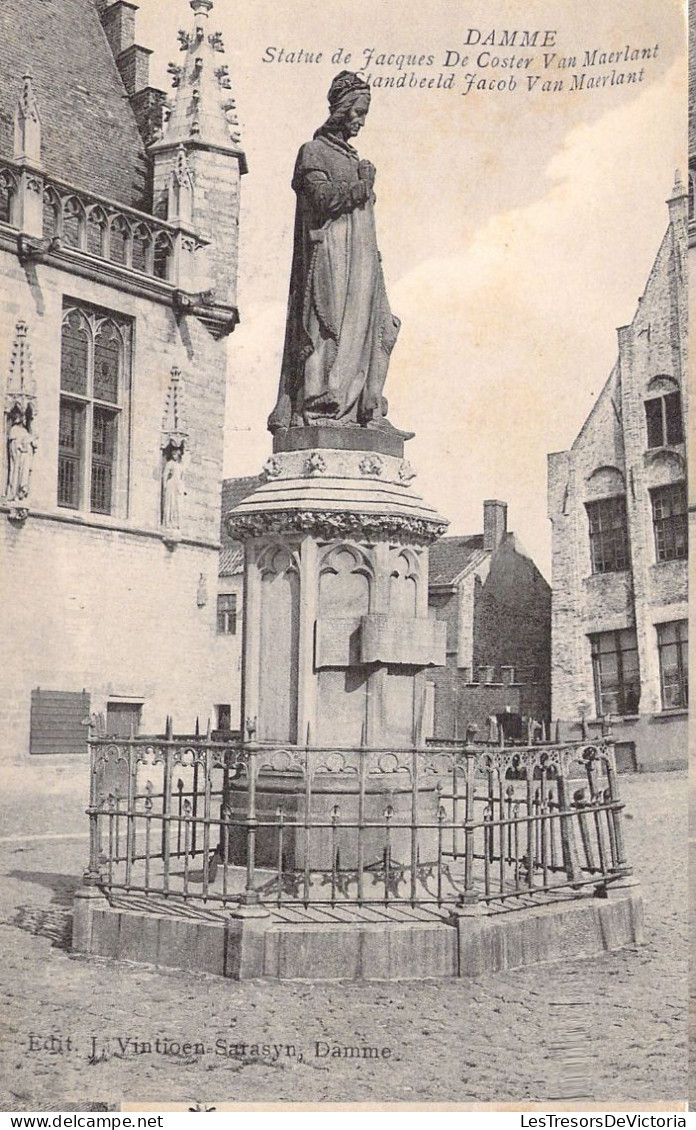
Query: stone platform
72 882 643 982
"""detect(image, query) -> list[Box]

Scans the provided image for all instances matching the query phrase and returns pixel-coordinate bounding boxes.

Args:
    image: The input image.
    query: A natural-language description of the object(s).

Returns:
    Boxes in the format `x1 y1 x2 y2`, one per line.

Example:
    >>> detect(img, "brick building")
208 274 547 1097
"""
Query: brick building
0 0 246 759
425 500 551 741
548 181 688 771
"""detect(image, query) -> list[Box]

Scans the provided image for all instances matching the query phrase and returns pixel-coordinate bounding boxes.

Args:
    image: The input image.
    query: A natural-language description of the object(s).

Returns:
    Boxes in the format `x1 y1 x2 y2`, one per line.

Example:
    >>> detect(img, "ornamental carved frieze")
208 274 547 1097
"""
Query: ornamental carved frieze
303 452 326 476
359 454 383 477
259 456 281 480
226 508 448 546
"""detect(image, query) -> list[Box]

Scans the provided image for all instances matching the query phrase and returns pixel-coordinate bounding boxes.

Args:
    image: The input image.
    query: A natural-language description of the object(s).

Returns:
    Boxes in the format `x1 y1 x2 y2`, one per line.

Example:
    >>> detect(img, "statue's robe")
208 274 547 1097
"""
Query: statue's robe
162 458 184 528
268 129 400 432
7 423 34 501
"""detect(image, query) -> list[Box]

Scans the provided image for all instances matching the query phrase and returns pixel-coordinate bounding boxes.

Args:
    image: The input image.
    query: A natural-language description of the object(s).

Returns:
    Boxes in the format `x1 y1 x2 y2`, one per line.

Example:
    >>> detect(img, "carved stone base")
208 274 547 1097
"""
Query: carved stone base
272 424 413 458
6 502 30 525
227 444 448 748
227 444 447 546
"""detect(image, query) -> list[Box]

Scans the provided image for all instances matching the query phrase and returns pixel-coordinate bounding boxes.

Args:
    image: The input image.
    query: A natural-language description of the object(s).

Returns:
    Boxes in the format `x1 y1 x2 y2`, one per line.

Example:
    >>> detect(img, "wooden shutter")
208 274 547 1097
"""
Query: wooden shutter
30 689 90 755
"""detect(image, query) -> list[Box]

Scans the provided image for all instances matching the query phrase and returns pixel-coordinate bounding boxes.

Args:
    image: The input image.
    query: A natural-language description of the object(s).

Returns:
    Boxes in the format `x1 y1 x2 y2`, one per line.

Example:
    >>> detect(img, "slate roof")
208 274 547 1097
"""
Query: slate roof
428 535 486 586
220 476 259 543
219 545 244 577
219 476 259 575
0 0 149 208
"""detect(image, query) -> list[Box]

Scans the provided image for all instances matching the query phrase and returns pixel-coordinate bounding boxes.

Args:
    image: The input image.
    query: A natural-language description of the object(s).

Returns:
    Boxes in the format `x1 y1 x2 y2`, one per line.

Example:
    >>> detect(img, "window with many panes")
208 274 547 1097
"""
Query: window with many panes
58 303 131 515
656 620 688 710
217 593 238 635
590 629 641 717
644 391 684 448
586 496 630 574
650 483 687 562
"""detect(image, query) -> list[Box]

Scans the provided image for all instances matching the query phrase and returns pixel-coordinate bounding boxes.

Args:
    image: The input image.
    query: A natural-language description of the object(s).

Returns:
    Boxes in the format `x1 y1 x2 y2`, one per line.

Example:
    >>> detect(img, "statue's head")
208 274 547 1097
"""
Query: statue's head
324 71 371 137
165 440 184 462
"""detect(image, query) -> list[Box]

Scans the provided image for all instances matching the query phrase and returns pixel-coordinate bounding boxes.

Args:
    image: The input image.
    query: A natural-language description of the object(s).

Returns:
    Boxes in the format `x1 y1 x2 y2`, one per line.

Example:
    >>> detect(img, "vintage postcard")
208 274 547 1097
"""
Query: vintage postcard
0 0 688 1112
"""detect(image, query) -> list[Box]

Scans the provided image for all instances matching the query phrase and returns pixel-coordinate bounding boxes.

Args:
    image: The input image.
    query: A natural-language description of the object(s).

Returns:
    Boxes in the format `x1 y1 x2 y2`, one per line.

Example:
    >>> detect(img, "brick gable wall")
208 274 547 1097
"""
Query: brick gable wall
0 0 149 208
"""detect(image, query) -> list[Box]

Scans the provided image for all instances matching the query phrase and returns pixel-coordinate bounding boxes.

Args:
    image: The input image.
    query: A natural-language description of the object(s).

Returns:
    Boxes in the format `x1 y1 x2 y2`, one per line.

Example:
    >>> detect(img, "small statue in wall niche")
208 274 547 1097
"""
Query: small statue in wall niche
161 441 186 529
196 572 208 608
6 403 37 503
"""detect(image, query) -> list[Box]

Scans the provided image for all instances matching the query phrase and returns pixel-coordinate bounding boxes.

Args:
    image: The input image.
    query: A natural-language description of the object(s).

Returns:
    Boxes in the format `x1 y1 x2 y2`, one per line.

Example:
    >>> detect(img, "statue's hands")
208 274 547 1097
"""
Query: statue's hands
358 159 376 188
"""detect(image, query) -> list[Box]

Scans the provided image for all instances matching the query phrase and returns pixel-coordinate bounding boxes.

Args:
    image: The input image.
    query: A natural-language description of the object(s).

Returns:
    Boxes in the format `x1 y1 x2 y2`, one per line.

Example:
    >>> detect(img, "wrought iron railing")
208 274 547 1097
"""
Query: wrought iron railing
82 734 630 912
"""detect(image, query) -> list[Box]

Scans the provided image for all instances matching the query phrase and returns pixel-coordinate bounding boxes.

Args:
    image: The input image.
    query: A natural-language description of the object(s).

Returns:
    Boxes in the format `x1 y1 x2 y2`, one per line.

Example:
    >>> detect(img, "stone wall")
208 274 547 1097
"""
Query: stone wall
0 250 229 762
472 537 551 699
547 190 688 768
0 255 227 541
210 572 244 730
1 521 220 758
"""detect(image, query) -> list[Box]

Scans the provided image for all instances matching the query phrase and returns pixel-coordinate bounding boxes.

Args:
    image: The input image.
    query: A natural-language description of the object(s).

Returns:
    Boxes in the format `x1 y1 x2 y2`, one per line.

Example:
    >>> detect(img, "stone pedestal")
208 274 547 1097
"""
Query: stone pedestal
224 427 448 875
226 427 448 750
226 768 440 870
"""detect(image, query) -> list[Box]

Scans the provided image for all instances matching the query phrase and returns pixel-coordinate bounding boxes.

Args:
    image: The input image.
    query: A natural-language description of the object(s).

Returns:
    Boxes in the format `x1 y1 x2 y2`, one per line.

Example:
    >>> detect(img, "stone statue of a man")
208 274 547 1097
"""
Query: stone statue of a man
6 405 37 502
162 443 185 529
267 71 400 434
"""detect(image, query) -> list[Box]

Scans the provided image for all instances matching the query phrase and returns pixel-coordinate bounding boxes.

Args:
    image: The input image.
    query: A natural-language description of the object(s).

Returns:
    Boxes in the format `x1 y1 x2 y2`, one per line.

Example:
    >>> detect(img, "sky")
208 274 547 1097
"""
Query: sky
137 0 687 579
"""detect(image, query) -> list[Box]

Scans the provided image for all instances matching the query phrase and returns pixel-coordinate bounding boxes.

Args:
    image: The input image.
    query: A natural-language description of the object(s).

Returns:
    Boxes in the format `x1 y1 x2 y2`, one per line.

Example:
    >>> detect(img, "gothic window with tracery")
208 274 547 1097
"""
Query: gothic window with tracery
58 302 132 516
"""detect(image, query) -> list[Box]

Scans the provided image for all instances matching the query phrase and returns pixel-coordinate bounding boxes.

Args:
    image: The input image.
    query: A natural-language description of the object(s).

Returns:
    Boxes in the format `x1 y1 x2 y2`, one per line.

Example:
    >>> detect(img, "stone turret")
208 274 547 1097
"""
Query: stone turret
149 0 247 311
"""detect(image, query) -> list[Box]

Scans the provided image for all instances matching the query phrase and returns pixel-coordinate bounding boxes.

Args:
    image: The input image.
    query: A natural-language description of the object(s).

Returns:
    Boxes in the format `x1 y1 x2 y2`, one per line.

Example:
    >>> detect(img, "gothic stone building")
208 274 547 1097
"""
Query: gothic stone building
548 181 688 771
0 0 246 759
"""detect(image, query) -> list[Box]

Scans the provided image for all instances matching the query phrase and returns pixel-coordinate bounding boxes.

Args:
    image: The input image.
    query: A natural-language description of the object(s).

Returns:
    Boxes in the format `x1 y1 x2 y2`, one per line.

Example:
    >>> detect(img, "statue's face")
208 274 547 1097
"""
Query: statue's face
343 94 370 137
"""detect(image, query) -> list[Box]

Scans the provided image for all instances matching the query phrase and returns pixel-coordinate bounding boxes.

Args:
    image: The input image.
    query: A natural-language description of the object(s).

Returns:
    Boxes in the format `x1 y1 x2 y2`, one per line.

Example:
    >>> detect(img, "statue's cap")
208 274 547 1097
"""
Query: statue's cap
327 71 370 110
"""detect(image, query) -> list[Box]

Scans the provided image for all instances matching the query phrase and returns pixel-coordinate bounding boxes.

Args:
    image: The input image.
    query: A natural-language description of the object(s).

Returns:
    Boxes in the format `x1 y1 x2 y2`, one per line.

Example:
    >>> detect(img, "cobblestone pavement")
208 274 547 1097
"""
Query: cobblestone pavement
0 767 686 1108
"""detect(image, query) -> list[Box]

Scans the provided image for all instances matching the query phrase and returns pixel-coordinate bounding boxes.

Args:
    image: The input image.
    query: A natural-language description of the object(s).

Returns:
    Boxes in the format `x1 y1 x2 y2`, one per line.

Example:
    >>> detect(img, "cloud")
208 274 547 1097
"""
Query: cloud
385 58 685 575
